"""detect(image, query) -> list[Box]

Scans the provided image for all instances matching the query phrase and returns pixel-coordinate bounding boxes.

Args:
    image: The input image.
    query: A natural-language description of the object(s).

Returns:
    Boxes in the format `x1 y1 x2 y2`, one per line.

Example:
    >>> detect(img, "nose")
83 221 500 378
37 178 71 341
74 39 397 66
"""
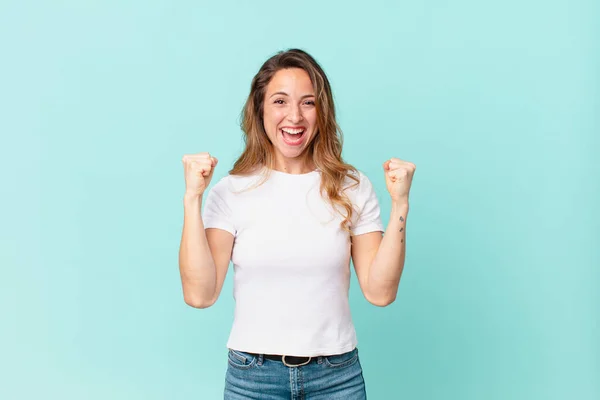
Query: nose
287 103 304 123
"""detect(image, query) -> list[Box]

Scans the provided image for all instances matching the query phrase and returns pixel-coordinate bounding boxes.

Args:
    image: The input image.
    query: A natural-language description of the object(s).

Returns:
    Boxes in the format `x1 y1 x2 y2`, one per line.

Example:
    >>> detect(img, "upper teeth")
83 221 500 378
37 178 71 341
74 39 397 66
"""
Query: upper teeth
282 128 304 135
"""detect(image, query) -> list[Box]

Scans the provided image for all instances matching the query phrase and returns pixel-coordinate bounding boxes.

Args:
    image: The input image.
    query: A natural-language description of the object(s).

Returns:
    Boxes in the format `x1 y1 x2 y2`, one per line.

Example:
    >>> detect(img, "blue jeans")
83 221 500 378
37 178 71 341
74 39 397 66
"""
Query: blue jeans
224 347 367 399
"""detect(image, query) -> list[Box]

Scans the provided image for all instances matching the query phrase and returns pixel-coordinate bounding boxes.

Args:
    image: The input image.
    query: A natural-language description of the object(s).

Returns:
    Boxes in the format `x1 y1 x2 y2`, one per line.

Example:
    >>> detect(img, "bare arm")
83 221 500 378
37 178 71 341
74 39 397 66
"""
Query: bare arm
178 193 234 308
352 203 409 307
352 158 415 306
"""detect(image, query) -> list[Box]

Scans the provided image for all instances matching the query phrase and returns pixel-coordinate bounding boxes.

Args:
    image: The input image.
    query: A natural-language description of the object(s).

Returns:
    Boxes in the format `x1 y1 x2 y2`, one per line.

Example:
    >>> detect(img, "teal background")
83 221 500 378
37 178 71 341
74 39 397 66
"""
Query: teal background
1 0 598 399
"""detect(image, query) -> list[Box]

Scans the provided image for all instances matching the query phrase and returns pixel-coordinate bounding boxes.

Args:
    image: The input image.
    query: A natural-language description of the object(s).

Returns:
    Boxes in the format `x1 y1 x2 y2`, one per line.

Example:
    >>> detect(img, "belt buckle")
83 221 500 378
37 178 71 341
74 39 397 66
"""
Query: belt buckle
282 355 312 367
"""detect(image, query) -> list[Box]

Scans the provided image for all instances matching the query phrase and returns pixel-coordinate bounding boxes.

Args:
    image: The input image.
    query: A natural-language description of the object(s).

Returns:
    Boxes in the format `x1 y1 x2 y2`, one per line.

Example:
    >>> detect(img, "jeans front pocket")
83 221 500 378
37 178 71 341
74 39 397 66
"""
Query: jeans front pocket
323 348 359 368
227 349 258 370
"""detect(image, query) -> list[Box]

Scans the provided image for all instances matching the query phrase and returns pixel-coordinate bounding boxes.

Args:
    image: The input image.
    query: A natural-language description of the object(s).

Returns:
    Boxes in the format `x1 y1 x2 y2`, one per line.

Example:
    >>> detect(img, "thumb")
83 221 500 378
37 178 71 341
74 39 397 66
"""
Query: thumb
211 157 219 168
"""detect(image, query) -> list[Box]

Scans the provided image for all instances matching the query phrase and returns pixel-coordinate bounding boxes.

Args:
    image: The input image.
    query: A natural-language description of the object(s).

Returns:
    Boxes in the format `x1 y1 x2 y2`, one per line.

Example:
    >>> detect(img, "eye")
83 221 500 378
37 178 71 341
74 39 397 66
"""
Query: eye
304 100 315 106
274 99 285 104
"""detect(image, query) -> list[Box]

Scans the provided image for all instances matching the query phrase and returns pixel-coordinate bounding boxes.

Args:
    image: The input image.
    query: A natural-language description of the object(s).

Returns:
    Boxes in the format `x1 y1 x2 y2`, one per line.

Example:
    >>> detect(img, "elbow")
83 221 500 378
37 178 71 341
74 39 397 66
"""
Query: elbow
366 292 396 307
183 294 215 309
369 297 396 307
181 279 216 308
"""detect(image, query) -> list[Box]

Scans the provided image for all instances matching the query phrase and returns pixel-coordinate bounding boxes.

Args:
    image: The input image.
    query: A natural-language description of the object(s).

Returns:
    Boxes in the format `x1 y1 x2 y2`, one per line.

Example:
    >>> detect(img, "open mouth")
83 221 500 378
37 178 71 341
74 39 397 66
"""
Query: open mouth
280 128 306 146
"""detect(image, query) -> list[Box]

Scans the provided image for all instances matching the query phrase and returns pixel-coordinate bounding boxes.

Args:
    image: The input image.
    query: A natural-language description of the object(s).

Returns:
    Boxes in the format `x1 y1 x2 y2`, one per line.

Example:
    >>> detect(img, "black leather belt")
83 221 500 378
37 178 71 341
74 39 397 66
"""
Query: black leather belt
254 353 315 367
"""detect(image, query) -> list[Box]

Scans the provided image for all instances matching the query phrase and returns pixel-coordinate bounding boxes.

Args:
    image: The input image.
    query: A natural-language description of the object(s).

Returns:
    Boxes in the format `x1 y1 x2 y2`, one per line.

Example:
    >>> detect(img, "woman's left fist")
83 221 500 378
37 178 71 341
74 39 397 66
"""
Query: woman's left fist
383 158 416 203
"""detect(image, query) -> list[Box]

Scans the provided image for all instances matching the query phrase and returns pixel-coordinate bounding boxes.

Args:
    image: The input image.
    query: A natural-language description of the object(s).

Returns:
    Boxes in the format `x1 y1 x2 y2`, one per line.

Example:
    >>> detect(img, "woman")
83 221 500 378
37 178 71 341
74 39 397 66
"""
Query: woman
179 49 415 399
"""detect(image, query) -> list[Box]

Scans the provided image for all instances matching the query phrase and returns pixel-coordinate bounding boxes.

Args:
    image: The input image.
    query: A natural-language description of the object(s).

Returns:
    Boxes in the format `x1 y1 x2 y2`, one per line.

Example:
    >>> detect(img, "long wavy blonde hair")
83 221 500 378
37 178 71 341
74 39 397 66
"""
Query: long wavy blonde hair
229 49 360 233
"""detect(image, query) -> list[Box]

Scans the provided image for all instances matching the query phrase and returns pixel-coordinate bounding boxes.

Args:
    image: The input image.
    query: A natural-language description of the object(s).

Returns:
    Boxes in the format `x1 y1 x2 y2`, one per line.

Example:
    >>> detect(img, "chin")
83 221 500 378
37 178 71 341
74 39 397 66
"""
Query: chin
278 147 305 158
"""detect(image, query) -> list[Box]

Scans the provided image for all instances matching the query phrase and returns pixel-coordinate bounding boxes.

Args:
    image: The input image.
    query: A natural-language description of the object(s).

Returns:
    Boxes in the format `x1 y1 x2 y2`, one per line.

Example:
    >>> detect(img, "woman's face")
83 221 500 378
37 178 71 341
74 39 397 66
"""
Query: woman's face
262 68 317 165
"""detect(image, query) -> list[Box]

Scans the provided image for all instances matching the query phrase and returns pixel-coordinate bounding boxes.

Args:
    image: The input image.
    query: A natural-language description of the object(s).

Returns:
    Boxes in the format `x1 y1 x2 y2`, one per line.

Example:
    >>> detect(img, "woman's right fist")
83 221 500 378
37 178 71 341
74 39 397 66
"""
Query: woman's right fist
182 152 218 197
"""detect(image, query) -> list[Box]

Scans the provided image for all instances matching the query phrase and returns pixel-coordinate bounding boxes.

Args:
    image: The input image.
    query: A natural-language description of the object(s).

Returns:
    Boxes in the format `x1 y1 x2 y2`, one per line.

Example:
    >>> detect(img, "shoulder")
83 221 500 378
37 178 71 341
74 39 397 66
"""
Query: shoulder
207 173 264 198
343 169 376 194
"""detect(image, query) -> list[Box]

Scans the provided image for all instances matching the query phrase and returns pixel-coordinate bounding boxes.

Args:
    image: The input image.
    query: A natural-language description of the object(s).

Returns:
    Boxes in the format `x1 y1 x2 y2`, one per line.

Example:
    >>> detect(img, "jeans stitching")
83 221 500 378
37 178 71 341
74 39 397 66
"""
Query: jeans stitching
323 349 359 368
228 349 247 363
289 367 295 400
228 350 257 370
298 367 305 400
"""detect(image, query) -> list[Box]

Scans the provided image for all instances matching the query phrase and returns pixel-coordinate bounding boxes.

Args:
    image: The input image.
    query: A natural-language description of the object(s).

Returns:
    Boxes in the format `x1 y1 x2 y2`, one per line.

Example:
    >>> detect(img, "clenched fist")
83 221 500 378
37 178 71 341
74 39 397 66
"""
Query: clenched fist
182 152 218 197
383 157 416 204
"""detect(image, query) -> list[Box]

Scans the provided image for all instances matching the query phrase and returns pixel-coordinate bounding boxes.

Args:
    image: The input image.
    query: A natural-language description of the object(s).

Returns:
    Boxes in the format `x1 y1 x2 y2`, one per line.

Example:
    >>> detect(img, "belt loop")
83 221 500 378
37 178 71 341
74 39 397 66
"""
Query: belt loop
257 353 264 366
317 356 324 364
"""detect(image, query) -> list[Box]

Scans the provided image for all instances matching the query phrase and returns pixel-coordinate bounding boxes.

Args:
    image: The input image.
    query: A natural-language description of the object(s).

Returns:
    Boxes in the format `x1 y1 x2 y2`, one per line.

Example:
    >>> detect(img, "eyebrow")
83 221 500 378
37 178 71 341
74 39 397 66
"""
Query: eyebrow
269 91 315 99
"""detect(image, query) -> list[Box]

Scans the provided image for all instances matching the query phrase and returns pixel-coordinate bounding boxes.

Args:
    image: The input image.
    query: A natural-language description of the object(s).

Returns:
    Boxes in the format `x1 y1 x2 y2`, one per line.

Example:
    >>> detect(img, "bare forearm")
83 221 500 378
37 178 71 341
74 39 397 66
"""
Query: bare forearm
368 202 409 304
178 194 217 306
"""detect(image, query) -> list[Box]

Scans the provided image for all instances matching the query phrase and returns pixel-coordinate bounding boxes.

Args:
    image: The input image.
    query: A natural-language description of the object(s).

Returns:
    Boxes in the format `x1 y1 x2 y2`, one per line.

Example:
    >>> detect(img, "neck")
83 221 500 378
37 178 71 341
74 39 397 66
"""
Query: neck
271 159 316 175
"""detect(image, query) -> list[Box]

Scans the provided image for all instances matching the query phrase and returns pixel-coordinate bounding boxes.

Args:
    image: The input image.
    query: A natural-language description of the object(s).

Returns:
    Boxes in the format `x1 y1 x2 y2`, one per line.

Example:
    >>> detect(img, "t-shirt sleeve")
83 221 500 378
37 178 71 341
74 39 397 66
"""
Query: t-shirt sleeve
351 172 385 236
202 182 236 236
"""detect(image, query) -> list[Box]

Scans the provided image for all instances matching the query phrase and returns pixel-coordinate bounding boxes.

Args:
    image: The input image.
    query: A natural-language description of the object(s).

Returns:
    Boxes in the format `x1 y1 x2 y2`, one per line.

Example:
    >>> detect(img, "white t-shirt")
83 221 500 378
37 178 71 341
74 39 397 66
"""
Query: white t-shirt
202 167 384 357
